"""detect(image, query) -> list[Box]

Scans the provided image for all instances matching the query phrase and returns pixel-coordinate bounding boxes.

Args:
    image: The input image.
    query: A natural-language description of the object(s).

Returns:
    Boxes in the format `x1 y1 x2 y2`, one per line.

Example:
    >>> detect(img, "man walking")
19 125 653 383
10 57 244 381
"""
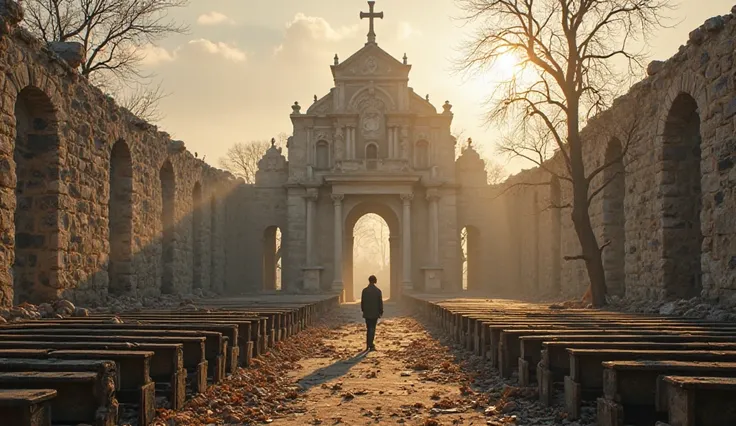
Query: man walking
361 275 383 351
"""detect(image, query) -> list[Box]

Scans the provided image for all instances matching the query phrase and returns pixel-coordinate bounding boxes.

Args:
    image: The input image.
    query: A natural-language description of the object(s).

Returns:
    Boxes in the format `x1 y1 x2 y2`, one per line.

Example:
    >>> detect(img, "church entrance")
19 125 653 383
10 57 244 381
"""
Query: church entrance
344 201 400 302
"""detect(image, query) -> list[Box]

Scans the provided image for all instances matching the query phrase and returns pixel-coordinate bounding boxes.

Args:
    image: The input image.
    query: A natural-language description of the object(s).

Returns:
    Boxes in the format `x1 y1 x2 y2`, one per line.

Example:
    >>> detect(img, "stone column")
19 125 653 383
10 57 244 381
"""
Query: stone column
305 188 318 265
346 236 354 302
332 194 344 293
401 193 413 292
427 189 440 265
390 235 400 298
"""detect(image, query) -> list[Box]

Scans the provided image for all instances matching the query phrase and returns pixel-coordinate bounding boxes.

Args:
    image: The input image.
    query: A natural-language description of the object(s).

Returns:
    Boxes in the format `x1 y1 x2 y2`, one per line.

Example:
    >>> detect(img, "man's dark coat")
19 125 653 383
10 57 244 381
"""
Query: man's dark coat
361 284 384 319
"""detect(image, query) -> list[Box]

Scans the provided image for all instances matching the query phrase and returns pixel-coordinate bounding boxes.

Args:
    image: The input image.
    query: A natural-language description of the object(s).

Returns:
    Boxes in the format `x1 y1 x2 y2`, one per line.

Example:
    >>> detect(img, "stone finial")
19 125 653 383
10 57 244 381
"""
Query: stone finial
291 101 301 115
403 53 408 65
467 137 473 148
313 95 318 103
647 60 665 76
0 0 23 36
442 100 453 115
49 42 86 69
334 54 339 65
426 94 430 102
271 137 276 147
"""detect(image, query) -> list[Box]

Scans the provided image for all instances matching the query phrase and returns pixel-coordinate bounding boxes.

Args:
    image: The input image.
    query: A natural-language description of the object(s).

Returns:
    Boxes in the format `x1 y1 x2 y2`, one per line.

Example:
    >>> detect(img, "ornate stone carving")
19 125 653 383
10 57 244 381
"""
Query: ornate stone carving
331 194 344 205
362 55 378 74
400 125 410 160
291 101 301 114
361 111 382 139
305 188 319 201
426 188 441 201
314 129 332 142
400 193 414 203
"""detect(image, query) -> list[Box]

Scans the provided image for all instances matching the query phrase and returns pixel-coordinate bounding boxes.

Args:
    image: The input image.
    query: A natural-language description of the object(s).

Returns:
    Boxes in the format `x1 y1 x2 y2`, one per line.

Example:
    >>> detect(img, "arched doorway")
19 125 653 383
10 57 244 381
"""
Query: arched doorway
192 182 203 290
345 202 400 302
160 160 176 294
13 86 63 304
602 138 626 297
461 225 481 291
353 214 391 300
661 93 702 299
108 140 134 296
263 226 282 291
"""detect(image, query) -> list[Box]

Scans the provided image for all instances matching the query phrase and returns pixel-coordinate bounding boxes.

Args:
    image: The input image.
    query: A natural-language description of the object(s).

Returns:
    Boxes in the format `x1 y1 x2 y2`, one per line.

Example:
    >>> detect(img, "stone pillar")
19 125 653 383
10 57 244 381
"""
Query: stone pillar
390 235 400 299
401 193 413 292
346 236 354 302
427 189 440 265
332 194 344 294
305 188 318 265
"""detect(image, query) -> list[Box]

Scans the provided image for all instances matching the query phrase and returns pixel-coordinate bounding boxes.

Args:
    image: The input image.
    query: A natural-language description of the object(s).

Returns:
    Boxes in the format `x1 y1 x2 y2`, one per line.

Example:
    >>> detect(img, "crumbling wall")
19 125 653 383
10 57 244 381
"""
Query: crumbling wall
0 2 245 307
473 8 736 303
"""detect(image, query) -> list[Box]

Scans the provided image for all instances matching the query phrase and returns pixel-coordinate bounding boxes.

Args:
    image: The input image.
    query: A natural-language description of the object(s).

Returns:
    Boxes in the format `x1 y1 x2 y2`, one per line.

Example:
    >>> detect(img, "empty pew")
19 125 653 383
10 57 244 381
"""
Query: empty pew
0 389 57 426
597 360 736 426
659 376 736 426
0 371 118 426
564 349 736 419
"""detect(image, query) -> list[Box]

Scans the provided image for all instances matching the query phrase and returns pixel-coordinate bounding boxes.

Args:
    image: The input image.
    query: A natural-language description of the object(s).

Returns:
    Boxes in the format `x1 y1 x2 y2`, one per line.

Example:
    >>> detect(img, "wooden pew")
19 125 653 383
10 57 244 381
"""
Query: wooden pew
0 389 57 426
659 376 736 426
0 371 118 426
597 360 736 426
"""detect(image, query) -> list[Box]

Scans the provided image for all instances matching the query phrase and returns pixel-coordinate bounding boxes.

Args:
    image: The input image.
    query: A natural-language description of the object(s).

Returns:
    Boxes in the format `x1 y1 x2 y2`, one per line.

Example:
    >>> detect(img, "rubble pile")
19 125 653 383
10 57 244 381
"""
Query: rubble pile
608 296 736 322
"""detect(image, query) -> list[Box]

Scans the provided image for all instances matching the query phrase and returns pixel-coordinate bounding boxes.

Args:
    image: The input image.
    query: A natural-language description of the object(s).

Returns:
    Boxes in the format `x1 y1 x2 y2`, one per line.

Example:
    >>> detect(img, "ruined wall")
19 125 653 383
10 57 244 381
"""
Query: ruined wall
462 9 736 304
0 12 246 307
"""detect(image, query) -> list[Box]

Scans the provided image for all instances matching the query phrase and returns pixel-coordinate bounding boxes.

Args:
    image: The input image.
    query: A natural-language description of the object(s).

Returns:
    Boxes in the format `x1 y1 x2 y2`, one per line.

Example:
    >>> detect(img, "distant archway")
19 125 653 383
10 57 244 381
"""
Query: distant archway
461 225 481 291
12 86 63 304
192 182 203 290
160 161 176 294
602 138 626 296
345 202 400 301
108 140 134 296
263 226 282 291
549 177 562 294
210 195 218 292
661 93 702 299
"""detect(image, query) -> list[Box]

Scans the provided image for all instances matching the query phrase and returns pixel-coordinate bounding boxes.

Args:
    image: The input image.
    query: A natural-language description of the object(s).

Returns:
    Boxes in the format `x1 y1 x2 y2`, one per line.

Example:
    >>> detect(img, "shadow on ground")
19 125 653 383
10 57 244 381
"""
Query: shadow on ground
296 350 369 391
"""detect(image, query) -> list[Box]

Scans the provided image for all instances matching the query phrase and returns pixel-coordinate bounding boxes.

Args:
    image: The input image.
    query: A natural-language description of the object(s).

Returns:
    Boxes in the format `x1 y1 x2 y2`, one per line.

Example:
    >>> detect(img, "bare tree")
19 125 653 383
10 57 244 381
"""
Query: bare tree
484 159 507 185
23 0 189 122
353 214 390 270
457 0 669 306
219 134 288 184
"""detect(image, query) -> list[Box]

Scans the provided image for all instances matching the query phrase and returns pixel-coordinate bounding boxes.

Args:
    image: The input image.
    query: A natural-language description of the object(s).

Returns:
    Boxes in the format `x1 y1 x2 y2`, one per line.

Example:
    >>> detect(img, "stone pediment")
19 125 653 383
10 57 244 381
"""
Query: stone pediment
307 92 333 115
410 92 438 115
332 43 410 80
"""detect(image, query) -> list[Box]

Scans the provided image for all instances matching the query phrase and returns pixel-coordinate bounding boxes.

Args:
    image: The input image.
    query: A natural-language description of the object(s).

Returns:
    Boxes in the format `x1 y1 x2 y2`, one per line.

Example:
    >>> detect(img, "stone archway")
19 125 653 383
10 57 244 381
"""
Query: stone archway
661 93 702 299
263 226 282 291
344 201 401 302
108 140 134 296
12 86 64 304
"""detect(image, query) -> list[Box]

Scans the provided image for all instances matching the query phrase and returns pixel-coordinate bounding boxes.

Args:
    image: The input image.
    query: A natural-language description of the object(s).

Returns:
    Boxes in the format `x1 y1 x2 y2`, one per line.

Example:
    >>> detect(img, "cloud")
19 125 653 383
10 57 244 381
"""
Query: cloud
197 11 235 26
274 13 359 55
181 39 247 62
397 22 422 40
139 44 176 66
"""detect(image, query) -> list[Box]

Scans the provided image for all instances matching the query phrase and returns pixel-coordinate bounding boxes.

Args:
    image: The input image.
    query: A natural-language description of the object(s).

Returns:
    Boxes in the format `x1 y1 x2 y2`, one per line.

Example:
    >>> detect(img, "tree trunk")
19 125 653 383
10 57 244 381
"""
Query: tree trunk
571 201 607 307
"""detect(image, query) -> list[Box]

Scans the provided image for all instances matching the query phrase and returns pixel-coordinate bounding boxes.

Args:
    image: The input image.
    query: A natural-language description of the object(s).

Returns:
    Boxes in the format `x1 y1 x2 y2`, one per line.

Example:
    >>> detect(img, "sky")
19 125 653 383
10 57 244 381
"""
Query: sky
140 0 735 174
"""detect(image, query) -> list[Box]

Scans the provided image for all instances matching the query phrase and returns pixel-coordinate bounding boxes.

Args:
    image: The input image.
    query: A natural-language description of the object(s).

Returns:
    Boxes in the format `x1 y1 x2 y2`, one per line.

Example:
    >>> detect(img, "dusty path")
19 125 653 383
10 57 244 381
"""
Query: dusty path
157 302 593 425
273 301 490 425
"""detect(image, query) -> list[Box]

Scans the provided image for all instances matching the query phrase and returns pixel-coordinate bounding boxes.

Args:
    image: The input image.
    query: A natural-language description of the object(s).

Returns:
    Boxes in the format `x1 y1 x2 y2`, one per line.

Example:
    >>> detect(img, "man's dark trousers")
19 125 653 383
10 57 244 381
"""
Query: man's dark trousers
365 318 378 349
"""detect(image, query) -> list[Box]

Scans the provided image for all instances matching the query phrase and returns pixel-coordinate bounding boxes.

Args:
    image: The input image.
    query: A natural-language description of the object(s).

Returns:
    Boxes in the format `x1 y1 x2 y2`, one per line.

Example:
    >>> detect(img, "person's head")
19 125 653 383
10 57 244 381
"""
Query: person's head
368 275 377 285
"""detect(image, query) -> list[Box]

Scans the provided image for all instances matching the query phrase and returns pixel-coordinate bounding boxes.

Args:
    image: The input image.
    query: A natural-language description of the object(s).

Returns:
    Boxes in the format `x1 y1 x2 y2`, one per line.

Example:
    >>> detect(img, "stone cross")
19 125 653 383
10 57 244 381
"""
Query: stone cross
360 1 383 44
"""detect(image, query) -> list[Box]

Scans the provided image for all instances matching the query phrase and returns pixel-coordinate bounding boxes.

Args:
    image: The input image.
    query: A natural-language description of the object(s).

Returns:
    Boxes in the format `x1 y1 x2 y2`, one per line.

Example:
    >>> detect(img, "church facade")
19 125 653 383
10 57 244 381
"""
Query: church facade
244 3 490 301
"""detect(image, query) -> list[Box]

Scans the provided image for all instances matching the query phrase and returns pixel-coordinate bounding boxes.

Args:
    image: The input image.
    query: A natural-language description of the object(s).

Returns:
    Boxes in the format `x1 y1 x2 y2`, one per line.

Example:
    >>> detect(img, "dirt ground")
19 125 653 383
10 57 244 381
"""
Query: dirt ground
156 301 592 426
273 301 491 425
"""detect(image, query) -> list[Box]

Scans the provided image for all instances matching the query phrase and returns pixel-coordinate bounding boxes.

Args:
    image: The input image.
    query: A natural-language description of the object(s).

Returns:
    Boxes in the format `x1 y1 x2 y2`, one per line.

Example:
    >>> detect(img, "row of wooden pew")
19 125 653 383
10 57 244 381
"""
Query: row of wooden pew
407 295 736 426
0 295 339 426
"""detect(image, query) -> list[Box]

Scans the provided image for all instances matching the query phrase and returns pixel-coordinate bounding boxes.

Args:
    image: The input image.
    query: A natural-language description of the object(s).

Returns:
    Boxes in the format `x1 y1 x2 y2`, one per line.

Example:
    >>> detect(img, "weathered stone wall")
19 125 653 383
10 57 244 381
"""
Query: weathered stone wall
459 9 736 304
0 9 246 308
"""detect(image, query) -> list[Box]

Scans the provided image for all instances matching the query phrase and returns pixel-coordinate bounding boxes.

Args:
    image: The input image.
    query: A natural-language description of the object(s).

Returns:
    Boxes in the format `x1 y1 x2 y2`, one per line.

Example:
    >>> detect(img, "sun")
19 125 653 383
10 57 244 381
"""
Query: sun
492 51 523 81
